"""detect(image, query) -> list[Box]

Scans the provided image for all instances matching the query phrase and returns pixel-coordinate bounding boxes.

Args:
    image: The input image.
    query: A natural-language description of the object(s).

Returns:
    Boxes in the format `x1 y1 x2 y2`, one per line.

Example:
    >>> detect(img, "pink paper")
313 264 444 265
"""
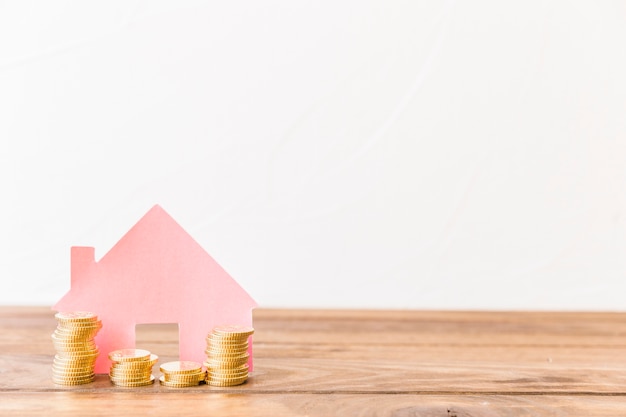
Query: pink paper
53 205 257 374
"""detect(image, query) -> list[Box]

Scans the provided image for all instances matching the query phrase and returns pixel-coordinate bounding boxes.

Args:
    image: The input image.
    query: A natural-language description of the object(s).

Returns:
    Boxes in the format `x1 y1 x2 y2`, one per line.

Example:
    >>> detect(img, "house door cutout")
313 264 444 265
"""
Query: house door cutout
135 323 179 365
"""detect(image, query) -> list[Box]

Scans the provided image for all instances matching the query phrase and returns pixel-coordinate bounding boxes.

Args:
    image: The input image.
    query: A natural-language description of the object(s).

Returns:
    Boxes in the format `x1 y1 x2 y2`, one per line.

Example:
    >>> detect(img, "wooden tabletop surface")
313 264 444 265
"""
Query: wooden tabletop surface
1 306 626 416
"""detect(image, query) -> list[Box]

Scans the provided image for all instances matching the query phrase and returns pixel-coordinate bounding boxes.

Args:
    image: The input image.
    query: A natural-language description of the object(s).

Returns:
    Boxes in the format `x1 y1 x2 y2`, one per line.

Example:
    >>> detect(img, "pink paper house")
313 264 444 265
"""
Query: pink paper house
53 205 257 374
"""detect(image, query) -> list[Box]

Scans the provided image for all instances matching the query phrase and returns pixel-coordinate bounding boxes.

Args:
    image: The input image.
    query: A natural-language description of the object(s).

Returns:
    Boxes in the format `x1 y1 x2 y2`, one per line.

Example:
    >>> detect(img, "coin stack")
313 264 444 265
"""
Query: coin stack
203 325 254 387
51 311 101 385
108 348 157 387
159 361 205 387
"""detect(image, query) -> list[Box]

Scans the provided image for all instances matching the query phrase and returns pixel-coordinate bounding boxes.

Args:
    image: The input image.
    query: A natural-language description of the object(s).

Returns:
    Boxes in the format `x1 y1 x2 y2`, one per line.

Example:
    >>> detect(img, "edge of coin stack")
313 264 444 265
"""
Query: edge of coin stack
159 361 205 387
204 325 254 387
108 349 157 387
52 311 101 385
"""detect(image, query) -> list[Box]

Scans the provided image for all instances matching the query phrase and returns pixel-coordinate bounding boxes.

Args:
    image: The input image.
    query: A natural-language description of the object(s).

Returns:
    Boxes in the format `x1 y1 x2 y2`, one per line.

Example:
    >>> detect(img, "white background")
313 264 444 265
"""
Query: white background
1 1 625 310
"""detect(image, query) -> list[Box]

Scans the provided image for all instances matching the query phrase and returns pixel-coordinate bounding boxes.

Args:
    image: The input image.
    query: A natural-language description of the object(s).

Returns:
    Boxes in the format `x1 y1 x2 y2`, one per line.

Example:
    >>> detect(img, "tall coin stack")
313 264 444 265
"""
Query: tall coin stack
159 361 205 387
108 349 157 387
203 325 254 387
51 311 101 385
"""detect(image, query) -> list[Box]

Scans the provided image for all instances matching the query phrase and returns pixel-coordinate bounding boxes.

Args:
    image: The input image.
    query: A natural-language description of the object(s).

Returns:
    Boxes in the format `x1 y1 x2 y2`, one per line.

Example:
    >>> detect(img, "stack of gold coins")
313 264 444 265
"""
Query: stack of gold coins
108 349 157 387
159 361 205 387
51 311 101 385
203 325 254 387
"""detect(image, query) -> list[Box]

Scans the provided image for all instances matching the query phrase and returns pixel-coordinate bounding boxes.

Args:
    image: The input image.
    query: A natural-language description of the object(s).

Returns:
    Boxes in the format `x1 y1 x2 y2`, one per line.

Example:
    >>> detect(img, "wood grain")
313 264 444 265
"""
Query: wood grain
1 306 625 415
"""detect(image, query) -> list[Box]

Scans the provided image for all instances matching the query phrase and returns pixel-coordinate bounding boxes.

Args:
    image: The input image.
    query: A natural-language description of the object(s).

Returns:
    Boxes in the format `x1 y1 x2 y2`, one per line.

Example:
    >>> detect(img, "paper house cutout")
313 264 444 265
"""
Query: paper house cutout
53 205 257 374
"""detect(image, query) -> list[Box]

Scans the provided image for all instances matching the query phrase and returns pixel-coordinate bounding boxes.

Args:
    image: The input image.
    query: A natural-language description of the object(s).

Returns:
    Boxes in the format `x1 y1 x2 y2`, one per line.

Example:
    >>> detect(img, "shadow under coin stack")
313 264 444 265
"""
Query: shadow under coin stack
204 325 254 387
51 312 101 385
159 361 205 387
108 349 157 387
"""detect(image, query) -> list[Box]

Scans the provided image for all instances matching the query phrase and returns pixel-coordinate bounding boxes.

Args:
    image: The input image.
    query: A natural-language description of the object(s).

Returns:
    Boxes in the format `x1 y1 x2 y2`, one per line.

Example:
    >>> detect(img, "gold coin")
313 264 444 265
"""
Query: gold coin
55 362 97 368
55 322 101 330
52 329 88 342
205 350 248 357
53 366 96 372
110 364 153 372
163 372 206 383
53 369 95 376
110 366 153 373
159 381 198 388
110 360 155 370
162 378 205 386
110 369 153 378
53 348 98 356
212 325 254 337
109 369 152 377
55 311 98 322
52 369 95 379
206 348 249 356
109 369 152 378
52 377 94 386
54 326 101 336
109 375 153 384
56 319 102 328
52 377 96 383
206 333 250 343
206 332 248 339
159 361 202 375
205 352 249 360
206 364 248 373
204 347 249 357
206 377 248 387
54 354 98 363
206 362 248 370
53 362 96 370
203 360 249 369
111 354 158 369
52 373 96 381
52 339 96 346
53 332 98 342
56 317 101 325
109 349 151 362
209 372 248 381
205 357 248 366
52 338 97 345
111 375 155 387
206 340 248 347
205 340 249 348
203 357 249 368
56 344 98 350
55 350 99 359
52 380 93 386
203 361 245 372
208 366 248 375
158 375 201 387
109 371 152 379
54 353 98 361
209 375 248 384
52 364 95 373
207 337 250 346
55 326 101 336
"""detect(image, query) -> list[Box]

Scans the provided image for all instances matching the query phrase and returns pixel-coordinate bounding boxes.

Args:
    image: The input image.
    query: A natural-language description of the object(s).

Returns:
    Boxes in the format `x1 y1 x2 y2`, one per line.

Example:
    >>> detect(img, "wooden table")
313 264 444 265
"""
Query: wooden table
1 307 626 415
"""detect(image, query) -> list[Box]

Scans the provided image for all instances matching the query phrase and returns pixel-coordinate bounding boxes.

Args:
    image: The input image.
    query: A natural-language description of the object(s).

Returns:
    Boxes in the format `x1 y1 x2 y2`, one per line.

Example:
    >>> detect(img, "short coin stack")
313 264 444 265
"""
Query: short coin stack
159 361 205 387
204 325 254 387
51 311 101 385
108 349 157 387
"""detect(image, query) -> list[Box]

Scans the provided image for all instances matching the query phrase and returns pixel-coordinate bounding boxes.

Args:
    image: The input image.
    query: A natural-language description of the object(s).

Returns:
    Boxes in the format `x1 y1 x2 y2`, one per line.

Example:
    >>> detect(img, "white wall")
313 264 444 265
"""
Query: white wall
1 1 625 310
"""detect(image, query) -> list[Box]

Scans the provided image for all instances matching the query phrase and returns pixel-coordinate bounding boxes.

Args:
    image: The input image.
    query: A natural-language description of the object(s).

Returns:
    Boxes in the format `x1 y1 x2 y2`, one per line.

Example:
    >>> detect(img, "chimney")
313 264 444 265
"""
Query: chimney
71 246 95 285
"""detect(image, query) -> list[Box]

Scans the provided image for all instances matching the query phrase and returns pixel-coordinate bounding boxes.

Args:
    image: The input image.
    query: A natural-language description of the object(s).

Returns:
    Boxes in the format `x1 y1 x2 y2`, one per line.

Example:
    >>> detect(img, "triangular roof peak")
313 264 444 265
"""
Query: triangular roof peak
98 204 197 264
